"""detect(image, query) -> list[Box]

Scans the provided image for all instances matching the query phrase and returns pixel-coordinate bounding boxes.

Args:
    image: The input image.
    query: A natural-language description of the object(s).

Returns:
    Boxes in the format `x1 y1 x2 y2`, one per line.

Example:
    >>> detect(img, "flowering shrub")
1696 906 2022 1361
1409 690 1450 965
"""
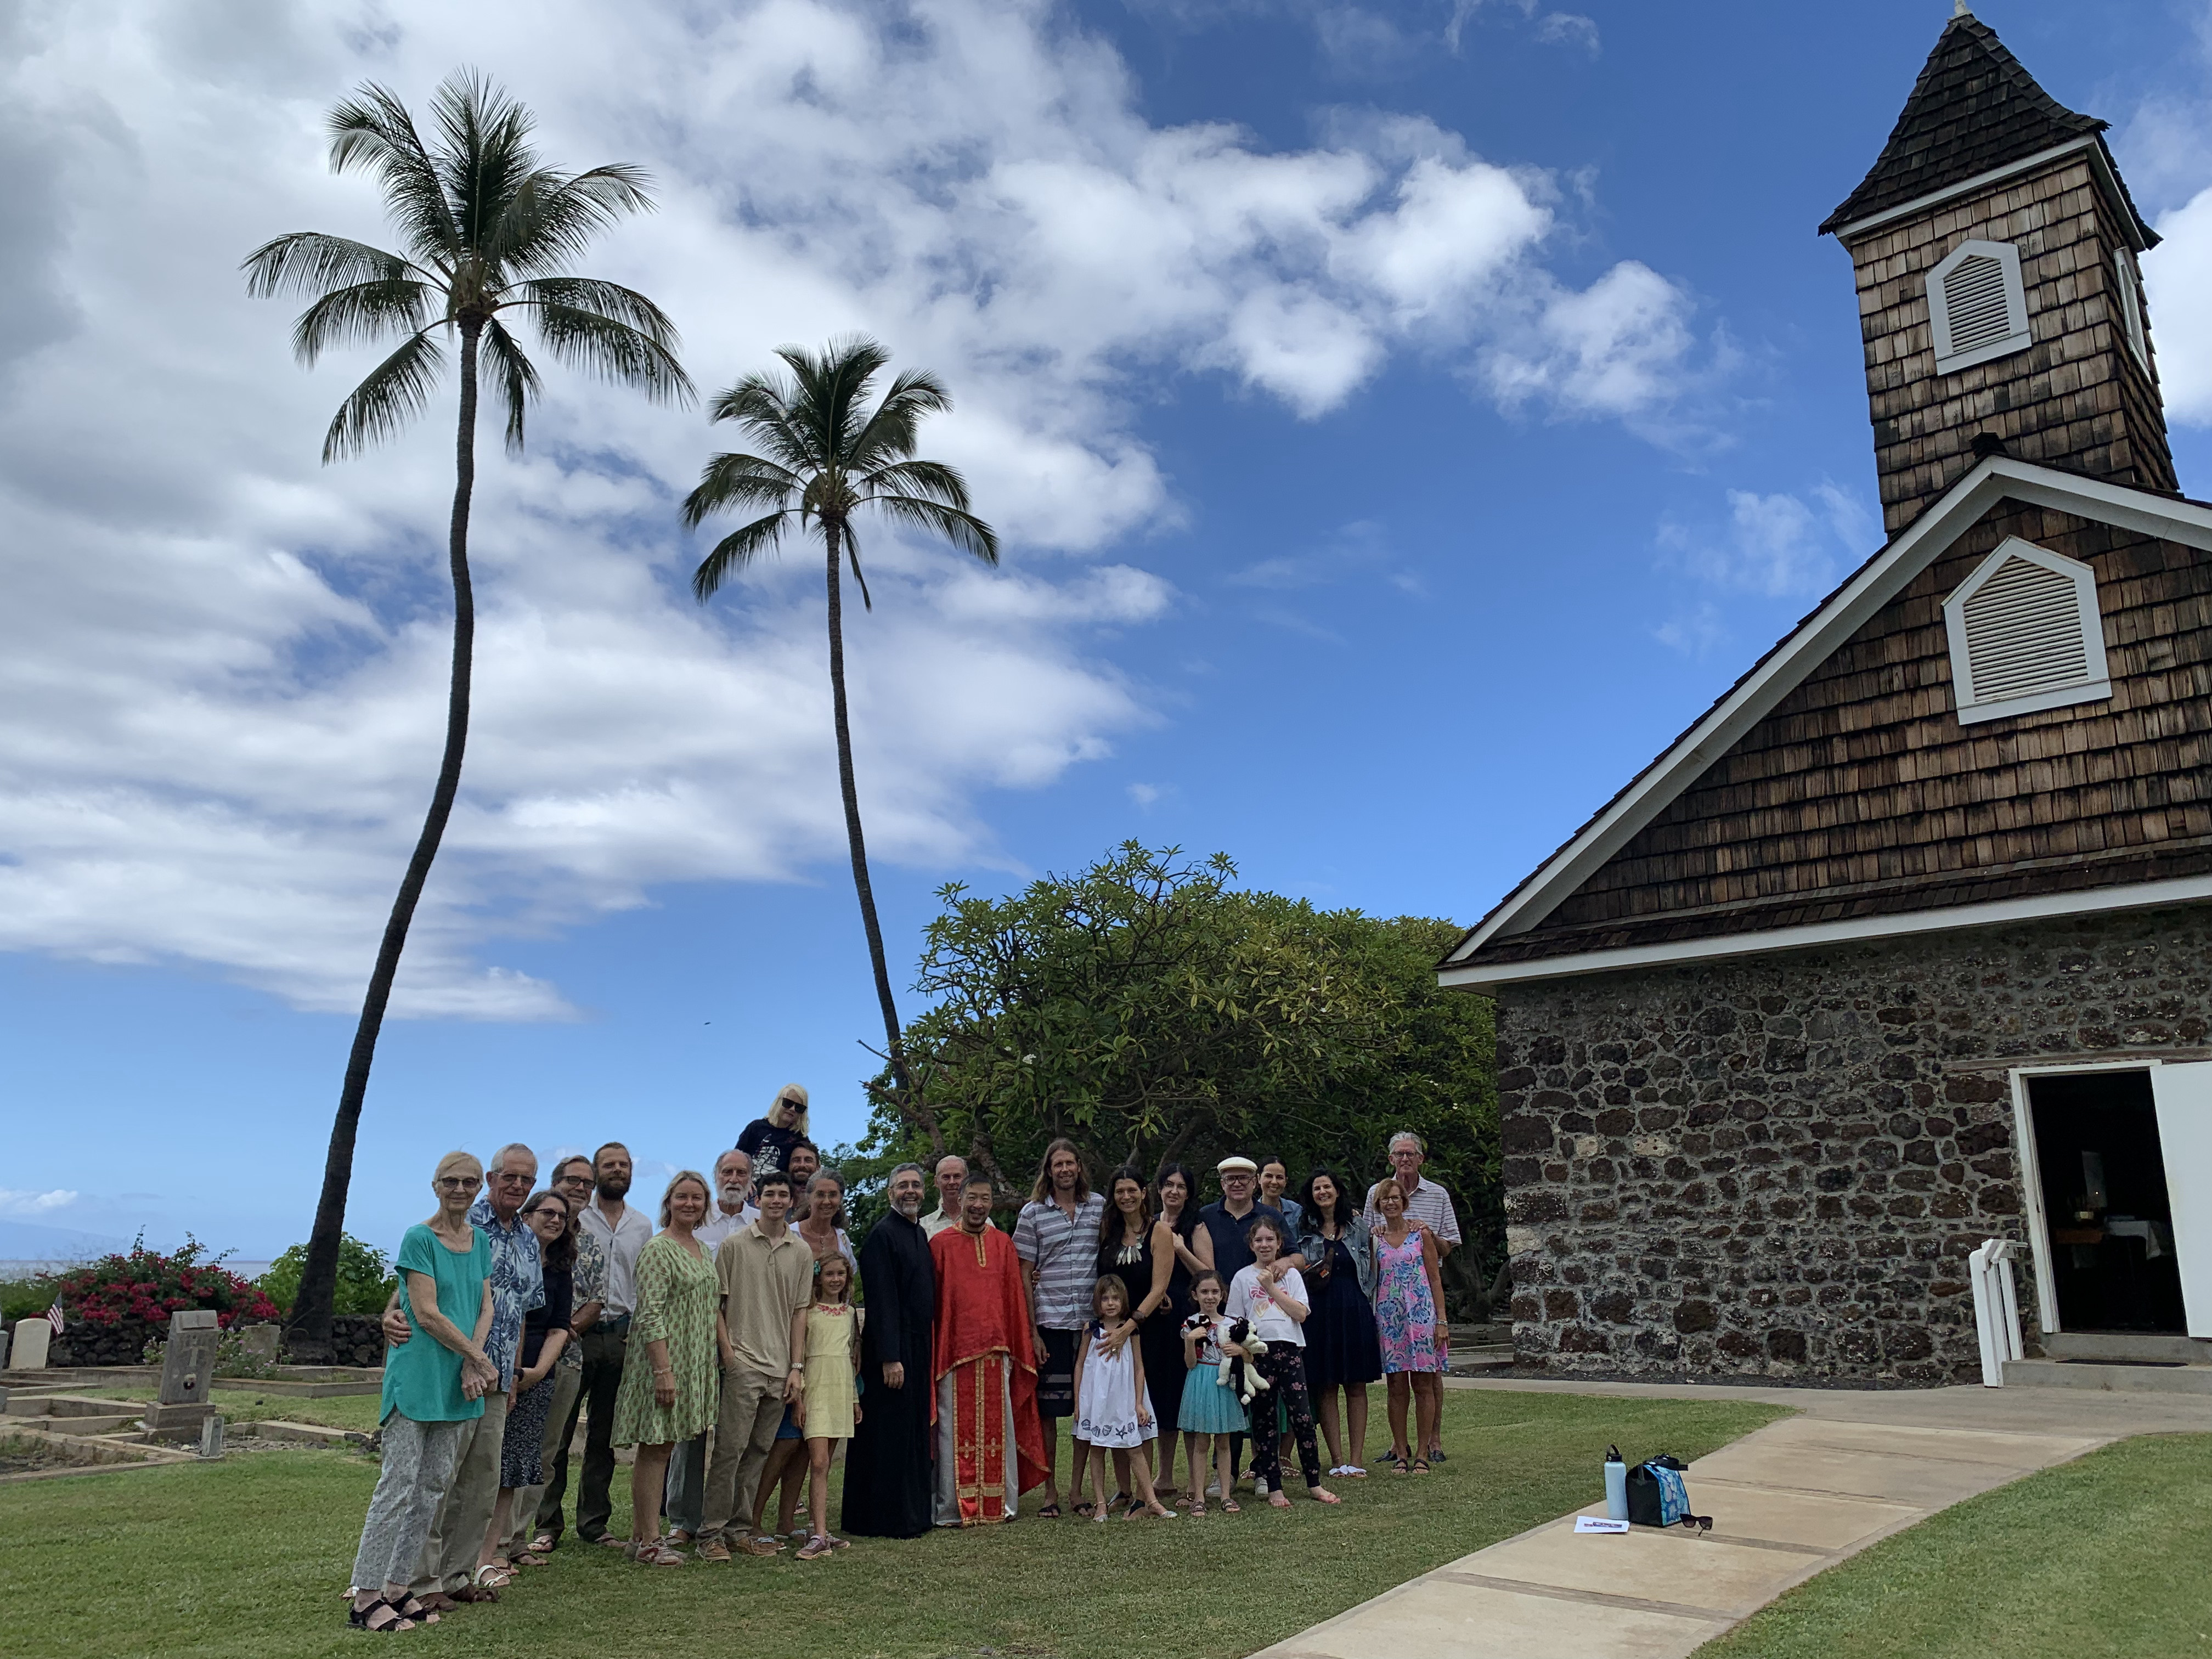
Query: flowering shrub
42 1235 279 1330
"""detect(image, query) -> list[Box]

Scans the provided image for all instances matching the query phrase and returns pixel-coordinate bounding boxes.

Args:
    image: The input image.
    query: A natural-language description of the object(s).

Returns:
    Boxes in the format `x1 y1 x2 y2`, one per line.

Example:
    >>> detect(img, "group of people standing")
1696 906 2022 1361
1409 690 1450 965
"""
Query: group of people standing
340 1085 1458 1635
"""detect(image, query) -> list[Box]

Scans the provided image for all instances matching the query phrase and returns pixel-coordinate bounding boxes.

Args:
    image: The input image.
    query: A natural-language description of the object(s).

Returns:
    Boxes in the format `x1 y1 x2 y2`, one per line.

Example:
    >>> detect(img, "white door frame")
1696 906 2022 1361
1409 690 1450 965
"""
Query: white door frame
2006 1059 2163 1336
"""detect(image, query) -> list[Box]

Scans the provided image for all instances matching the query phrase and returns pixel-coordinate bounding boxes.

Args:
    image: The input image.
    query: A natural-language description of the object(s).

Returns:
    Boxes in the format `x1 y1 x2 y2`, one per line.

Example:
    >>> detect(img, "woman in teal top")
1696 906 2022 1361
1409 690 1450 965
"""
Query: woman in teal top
347 1151 497 1635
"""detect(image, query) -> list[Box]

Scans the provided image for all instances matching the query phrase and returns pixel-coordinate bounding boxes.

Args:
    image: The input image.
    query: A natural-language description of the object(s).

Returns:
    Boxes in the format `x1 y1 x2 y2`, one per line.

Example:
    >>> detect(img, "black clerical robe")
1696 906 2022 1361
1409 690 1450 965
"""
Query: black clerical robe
842 1208 936 1537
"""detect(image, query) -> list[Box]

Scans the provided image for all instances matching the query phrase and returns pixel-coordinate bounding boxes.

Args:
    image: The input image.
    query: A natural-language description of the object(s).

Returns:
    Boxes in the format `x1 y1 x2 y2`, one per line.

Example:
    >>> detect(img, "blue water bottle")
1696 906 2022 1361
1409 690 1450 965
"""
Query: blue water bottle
1604 1445 1628 1522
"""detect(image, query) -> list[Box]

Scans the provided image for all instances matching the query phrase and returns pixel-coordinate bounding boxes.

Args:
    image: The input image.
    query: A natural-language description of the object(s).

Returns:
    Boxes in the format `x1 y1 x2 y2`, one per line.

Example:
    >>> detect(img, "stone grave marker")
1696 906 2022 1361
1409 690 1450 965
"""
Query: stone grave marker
236 1324 280 1366
0 1325 11 1368
10 1319 51 1371
146 1308 218 1434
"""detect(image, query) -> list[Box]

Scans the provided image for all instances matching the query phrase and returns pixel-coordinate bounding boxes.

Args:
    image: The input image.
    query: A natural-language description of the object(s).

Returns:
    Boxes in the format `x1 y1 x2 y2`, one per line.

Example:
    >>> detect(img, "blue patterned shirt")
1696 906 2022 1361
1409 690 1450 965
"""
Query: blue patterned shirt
468 1196 545 1389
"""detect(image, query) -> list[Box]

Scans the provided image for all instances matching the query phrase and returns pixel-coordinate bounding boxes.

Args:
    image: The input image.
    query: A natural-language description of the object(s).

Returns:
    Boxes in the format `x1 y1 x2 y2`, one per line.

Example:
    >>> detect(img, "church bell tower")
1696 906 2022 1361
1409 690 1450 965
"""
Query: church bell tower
1821 6 2177 535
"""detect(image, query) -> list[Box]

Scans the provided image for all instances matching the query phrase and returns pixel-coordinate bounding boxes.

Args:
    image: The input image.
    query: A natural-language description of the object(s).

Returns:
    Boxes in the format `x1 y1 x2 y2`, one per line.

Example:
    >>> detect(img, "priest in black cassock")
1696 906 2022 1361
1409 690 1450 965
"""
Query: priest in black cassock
842 1161 936 1537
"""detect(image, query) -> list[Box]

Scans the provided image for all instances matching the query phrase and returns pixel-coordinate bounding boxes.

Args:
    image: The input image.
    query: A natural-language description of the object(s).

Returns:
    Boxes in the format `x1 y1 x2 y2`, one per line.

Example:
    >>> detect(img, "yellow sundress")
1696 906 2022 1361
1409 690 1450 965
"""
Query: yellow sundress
801 1302 857 1440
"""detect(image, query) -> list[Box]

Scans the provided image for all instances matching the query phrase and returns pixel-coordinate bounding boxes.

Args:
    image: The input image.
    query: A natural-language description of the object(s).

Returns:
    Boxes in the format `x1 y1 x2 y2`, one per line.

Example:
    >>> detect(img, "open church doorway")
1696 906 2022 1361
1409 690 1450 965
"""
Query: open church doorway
2018 1064 2212 1338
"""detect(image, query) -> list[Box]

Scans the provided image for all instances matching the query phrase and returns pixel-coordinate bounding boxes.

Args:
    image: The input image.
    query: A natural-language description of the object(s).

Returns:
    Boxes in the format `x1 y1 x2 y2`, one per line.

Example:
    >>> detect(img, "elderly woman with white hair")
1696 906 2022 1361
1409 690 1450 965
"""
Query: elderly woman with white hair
346 1150 496 1634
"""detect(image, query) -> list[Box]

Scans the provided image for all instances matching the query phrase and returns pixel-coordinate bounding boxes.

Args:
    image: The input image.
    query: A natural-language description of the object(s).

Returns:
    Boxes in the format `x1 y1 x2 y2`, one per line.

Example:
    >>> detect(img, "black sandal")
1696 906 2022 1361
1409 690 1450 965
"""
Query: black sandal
347 1598 414 1633
390 1595 439 1626
1036 1503 1062 1519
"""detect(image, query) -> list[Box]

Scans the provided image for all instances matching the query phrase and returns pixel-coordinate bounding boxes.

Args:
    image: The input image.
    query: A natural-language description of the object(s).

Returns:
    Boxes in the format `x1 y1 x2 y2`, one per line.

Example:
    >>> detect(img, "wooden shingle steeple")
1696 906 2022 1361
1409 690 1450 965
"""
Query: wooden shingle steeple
1824 9 2175 535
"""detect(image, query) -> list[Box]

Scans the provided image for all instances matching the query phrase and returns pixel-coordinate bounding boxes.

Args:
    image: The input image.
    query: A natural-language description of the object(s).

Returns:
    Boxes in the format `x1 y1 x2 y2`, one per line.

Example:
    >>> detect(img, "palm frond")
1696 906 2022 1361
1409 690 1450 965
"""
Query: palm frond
479 318 543 454
849 365 951 466
681 451 803 528
321 328 444 462
501 166 658 275
707 371 819 473
241 232 423 301
843 528 875 612
513 278 681 349
287 278 436 365
860 458 974 512
691 511 793 601
430 69 537 256
326 81 459 264
528 302 695 405
870 494 1000 565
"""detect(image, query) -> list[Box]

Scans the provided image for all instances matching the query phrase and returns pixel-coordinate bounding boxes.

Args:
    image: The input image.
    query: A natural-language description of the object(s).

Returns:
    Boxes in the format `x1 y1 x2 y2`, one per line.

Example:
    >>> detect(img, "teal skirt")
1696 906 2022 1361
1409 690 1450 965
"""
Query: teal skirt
1177 1365 1249 1435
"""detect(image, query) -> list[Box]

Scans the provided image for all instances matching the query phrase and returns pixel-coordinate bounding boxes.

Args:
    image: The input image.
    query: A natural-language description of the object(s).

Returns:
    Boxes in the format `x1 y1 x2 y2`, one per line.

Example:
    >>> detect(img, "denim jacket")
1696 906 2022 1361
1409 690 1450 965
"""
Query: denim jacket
1293 1212 1376 1301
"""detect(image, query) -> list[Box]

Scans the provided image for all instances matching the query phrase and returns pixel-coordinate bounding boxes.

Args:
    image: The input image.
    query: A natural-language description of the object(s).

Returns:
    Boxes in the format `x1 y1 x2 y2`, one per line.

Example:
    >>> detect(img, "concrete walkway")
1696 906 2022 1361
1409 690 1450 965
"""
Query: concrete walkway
1255 1377 2208 1659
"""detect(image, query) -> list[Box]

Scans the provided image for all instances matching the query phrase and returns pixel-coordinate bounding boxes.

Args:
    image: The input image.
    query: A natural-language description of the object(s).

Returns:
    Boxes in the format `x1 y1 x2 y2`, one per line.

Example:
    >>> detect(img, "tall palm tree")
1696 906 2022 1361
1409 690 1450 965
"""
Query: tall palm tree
244 71 693 1356
683 337 996 1152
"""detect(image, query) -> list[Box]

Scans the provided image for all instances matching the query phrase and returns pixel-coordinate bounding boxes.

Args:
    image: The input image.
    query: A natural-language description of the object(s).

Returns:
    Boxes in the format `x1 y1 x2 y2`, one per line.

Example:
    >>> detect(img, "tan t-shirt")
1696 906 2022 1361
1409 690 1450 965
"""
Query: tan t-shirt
715 1221 814 1378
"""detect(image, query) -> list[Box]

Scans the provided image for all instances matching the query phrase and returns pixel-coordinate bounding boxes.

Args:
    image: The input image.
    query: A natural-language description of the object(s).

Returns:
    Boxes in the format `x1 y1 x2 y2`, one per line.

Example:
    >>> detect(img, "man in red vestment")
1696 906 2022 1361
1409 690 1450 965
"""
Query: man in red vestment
930 1172 1048 1526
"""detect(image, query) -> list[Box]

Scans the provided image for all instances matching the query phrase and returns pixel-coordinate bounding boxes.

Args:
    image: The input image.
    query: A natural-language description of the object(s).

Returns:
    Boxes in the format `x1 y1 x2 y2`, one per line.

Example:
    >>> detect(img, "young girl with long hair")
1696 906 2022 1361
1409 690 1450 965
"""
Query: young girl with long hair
1225 1214 1339 1508
794 1253 862 1560
1373 1177 1448 1475
1175 1270 1248 1515
1071 1276 1175 1522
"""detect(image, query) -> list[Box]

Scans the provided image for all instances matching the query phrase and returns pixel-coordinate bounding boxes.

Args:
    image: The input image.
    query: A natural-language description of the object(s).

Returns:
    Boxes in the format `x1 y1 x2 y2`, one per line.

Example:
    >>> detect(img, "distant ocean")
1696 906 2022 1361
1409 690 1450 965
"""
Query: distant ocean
1 1259 276 1280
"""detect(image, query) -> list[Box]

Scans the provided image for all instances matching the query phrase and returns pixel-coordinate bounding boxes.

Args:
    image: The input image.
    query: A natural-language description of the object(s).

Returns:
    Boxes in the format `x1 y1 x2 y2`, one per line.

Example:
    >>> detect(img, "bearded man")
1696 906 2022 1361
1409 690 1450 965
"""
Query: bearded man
930 1172 1046 1526
840 1161 936 1537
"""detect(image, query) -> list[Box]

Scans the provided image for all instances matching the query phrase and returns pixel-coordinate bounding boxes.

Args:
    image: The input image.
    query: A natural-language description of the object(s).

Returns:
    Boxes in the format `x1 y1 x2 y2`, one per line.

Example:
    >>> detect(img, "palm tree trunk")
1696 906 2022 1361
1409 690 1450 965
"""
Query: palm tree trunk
289 318 484 1358
822 520 944 1156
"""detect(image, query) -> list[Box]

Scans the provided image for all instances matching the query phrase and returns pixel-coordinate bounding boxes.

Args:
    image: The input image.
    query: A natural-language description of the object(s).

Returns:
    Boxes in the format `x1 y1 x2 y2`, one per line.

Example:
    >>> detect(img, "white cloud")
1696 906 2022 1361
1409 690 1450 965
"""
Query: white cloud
2148 185 2212 424
0 1189 82 1216
0 0 1708 1017
1654 479 1880 654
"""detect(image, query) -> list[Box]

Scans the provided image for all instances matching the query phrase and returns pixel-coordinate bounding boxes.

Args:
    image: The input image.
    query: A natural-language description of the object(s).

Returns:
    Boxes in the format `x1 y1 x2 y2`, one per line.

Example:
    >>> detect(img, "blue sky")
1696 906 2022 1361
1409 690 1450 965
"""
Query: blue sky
5 0 2212 1262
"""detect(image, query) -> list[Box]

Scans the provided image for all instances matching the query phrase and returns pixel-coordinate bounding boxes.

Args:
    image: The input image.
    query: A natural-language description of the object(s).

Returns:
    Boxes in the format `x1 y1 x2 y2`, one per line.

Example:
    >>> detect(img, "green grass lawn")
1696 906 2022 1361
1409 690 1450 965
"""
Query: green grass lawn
1 1389 1780 1659
1699 1432 2212 1659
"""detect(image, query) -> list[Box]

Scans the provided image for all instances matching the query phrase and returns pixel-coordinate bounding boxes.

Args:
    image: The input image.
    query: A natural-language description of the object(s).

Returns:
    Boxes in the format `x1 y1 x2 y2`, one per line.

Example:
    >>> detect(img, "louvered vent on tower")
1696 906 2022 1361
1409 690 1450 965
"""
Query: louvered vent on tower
1927 239 2032 375
1942 537 2111 725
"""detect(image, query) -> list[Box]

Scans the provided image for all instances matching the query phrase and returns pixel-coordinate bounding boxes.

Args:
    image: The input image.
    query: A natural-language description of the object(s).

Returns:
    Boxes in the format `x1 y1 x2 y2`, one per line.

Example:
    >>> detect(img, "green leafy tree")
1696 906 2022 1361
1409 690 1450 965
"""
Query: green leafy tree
884 842 1500 1299
256 1234 399 1318
244 71 693 1356
682 336 996 1153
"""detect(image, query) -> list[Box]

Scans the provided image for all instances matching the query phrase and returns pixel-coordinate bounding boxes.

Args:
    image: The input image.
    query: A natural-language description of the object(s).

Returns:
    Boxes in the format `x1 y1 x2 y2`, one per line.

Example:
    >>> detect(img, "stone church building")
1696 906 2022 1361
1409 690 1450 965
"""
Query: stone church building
1440 11 2211 1384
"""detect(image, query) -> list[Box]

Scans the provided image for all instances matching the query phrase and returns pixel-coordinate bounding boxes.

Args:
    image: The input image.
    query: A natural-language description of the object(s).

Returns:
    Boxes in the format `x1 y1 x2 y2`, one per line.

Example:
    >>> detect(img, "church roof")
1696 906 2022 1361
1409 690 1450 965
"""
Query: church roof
1438 459 2212 989
1819 12 2107 236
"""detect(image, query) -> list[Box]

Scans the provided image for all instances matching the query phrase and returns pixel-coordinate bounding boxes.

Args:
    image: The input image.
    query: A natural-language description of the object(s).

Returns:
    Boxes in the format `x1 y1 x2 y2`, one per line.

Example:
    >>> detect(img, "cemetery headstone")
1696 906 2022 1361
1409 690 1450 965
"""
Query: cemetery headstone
10 1319 51 1372
0 1325 12 1369
146 1308 218 1434
199 1414 225 1459
236 1324 280 1367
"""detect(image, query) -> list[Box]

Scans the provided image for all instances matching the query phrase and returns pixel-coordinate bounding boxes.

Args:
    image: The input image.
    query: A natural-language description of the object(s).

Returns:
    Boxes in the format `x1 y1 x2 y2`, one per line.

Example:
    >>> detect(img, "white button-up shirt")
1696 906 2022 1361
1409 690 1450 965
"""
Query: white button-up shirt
578 1197 653 1318
1363 1175 1461 1248
697 1201 760 1257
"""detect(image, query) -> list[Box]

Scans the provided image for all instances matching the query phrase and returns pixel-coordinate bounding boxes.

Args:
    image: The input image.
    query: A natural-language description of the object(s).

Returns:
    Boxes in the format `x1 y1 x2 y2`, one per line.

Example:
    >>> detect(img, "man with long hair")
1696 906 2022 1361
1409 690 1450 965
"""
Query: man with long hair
1012 1138 1106 1517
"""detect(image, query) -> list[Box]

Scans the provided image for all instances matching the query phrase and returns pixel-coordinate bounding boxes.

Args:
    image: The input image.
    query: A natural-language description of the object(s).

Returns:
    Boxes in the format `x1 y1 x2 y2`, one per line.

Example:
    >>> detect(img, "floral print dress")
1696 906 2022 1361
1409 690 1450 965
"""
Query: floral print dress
1374 1228 1442 1374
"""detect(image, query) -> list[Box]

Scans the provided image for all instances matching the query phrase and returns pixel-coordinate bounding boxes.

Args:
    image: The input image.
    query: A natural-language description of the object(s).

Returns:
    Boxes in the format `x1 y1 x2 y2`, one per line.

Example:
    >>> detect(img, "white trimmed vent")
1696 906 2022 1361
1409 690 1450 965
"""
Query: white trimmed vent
1942 537 2111 725
2114 246 2149 369
1927 239 2033 375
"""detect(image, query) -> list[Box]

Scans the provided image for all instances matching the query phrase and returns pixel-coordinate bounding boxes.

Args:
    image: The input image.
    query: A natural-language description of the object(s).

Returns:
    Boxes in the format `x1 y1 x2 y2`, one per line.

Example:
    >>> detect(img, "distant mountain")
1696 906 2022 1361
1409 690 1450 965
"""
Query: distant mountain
0 1217 132 1264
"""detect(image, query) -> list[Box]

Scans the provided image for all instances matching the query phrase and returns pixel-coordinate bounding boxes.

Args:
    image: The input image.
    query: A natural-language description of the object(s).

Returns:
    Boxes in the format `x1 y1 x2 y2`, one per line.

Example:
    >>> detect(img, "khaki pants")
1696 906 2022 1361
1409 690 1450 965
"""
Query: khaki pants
410 1390 507 1596
699 1367 786 1544
501 1366 580 1558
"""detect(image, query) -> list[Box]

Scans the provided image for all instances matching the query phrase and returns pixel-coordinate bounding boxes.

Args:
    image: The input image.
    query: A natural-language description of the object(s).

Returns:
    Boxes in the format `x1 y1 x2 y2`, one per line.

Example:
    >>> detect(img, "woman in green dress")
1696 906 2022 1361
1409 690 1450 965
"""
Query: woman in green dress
613 1169 718 1564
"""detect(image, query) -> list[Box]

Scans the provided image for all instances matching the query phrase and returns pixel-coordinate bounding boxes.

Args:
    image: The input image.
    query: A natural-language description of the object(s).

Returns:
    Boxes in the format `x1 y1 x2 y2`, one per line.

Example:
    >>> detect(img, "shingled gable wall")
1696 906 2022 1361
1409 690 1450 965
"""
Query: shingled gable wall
1494 903 2212 1383
1843 152 2176 536
1497 495 2212 960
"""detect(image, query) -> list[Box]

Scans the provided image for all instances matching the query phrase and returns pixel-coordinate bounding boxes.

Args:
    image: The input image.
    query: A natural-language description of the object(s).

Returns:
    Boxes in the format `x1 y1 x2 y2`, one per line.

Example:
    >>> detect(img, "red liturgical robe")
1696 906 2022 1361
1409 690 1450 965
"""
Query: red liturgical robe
930 1222 1048 1523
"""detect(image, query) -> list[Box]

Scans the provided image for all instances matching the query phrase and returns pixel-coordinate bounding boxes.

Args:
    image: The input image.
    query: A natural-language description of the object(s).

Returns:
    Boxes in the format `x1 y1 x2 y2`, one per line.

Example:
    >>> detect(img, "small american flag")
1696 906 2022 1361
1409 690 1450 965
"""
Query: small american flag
44 1302 64 1335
